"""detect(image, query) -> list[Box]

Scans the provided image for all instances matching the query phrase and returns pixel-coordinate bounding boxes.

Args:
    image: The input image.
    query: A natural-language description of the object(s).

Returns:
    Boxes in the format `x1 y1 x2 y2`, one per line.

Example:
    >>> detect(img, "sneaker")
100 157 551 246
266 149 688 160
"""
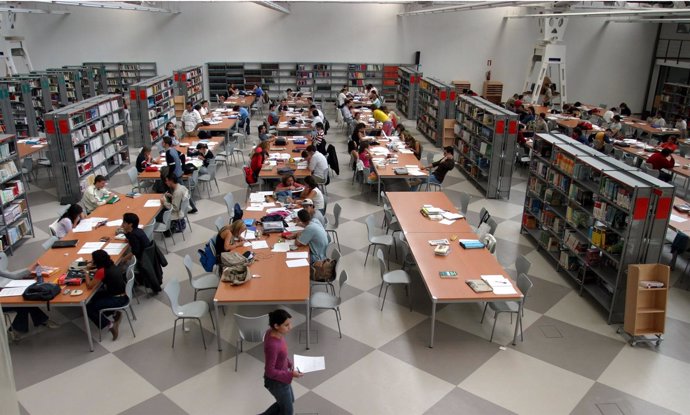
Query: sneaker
110 318 121 341
189 208 198 214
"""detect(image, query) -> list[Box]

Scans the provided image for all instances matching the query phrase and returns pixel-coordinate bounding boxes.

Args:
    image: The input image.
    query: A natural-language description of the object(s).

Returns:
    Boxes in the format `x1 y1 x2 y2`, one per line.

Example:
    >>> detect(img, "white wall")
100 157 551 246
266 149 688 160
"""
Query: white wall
12 2 656 110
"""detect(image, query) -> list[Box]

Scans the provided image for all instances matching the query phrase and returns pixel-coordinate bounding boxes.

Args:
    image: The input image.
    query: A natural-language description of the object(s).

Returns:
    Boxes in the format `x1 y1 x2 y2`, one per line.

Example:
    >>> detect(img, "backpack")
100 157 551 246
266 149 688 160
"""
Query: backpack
198 237 217 272
244 166 256 184
324 119 330 134
22 282 60 301
312 258 337 282
233 203 244 222
171 218 187 233
220 251 250 285
183 163 197 175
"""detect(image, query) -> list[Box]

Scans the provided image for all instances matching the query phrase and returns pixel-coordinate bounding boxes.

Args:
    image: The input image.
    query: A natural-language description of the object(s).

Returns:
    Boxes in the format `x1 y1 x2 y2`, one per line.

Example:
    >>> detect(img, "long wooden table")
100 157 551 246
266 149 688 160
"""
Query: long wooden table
137 135 225 183
213 197 311 351
668 197 690 233
17 142 47 158
387 191 523 347
623 117 680 137
369 139 427 205
224 95 255 108
276 112 314 135
259 139 311 181
0 193 161 351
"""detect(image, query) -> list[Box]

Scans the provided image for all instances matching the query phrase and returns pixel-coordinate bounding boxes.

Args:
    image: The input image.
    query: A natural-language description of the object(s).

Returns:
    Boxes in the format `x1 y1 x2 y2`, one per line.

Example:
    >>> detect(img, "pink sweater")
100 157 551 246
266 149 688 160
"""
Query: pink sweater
264 331 293 384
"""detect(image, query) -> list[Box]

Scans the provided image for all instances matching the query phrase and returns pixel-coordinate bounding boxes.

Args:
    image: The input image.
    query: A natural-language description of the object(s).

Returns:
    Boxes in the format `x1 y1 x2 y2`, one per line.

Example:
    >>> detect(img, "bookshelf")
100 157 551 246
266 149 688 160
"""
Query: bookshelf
0 133 34 255
62 65 107 99
482 80 503 105
129 75 176 147
396 66 422 119
623 263 668 346
83 62 157 93
173 65 204 107
660 82 690 121
47 68 83 104
521 133 675 323
417 77 454 147
455 95 518 198
382 65 400 102
44 94 129 204
0 76 51 137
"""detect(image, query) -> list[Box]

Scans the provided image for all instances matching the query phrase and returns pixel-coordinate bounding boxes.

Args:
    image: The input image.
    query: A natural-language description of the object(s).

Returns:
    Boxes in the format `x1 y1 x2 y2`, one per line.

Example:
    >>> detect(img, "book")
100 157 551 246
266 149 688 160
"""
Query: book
467 279 492 292
434 244 450 256
459 239 484 249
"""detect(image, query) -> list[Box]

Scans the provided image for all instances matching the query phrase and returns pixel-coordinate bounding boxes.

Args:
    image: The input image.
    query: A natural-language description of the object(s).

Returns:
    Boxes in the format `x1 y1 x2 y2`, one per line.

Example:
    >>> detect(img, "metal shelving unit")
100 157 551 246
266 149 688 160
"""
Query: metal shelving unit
416 77 454 147
0 133 33 255
129 75 175 147
0 76 51 137
396 66 422 119
173 65 204 118
84 62 157 93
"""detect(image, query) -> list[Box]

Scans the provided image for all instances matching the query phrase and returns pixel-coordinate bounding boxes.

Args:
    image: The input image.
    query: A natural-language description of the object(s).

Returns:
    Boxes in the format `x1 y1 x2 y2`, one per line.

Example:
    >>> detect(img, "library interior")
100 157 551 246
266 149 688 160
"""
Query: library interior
2 1 690 414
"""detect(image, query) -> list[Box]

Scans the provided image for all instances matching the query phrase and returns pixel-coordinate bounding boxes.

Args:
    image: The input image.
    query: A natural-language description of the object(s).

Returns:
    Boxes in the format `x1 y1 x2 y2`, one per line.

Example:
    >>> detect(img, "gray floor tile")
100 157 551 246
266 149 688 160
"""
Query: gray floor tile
523 275 572 314
118 393 189 415
571 382 680 415
424 387 517 415
294 391 352 415
380 319 501 385
113 325 234 391
510 315 625 380
10 322 110 390
630 316 690 364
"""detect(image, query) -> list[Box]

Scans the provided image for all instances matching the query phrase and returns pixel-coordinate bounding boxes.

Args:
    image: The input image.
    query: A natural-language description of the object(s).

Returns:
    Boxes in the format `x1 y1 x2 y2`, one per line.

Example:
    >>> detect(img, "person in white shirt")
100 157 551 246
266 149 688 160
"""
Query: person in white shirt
675 116 687 137
181 101 203 137
602 107 616 124
609 115 623 137
55 204 84 238
198 100 210 116
306 145 329 179
651 111 667 128
336 87 347 109
81 175 111 214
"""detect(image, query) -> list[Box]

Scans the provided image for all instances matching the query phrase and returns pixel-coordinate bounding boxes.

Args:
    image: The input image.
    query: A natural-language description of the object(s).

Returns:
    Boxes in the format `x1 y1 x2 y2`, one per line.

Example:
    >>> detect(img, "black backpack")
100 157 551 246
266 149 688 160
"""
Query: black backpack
22 282 60 301
233 203 243 222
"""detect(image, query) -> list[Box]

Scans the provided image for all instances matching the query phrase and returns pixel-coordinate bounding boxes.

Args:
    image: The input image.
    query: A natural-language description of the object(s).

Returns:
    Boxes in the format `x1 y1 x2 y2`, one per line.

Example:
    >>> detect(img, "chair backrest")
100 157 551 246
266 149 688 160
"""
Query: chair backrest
459 192 471 215
163 279 182 314
48 220 60 237
426 152 434 165
604 143 614 155
482 233 497 254
516 255 531 277
486 217 498 235
143 223 155 240
332 203 341 227
234 313 269 343
397 232 413 267
517 273 533 302
624 156 636 167
190 170 199 186
127 166 138 186
207 162 217 179
376 248 388 277
478 207 490 227
161 209 172 227
516 145 527 158
680 144 690 157
224 193 234 217
22 157 32 171
126 256 137 281
124 274 135 302
180 197 191 216
337 269 348 294
183 254 195 282
42 236 59 250
365 214 380 239
215 216 228 231
613 148 623 160
0 252 8 271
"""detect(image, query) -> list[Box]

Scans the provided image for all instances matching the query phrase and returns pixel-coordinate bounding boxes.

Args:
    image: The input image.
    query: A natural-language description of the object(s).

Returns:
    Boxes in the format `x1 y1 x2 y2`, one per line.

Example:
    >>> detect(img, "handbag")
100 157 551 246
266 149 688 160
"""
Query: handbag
312 258 336 282
220 252 250 285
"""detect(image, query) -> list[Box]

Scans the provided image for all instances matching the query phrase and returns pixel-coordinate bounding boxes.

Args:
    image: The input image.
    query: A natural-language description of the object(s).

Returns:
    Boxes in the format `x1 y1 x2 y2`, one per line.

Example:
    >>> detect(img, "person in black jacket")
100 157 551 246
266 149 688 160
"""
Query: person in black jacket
411 146 456 191
121 213 150 264
135 146 152 173
85 250 127 340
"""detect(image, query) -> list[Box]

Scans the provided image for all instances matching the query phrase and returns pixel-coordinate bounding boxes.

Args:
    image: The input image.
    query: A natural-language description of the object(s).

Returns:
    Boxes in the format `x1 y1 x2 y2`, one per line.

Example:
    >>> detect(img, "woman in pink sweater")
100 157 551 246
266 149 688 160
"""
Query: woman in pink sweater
261 309 303 415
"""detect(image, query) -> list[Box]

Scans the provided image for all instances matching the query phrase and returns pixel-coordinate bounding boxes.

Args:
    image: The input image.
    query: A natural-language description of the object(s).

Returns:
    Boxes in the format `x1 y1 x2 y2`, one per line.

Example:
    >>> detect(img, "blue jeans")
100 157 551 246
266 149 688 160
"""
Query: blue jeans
261 377 294 415
3 307 47 333
411 174 441 191
86 291 128 329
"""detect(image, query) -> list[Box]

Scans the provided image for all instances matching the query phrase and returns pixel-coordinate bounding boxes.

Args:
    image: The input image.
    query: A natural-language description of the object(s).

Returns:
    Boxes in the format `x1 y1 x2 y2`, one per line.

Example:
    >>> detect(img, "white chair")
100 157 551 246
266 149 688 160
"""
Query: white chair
376 249 412 311
325 203 341 250
198 161 220 197
516 146 531 167
21 157 34 188
310 269 348 338
224 192 235 218
480 273 533 343
179 197 193 241
459 192 471 215
0 252 8 271
364 215 394 266
127 166 152 193
215 216 229 231
97 266 137 341
233 132 247 148
482 233 498 254
163 279 214 349
233 314 269 371
48 220 60 237
142 222 155 241
154 209 175 253
42 236 59 250
516 255 531 277
183 254 220 301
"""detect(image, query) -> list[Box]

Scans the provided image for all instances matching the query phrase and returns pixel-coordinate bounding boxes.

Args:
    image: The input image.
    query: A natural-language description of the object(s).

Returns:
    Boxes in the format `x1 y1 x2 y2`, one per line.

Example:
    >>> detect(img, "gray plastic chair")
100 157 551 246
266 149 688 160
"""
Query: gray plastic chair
21 157 34 187
482 233 497 254
214 146 229 174
311 247 341 295
127 166 152 193
486 217 499 235
376 249 411 311
480 273 533 343
0 252 8 271
154 209 175 253
198 161 220 197
224 192 235 218
325 203 341 250
516 255 532 277
364 215 394 266
234 313 269 371
426 152 435 165
215 216 229 231
179 197 193 240
310 269 348 338
397 233 416 271
42 236 59 250
459 192 471 215
163 279 214 349
142 223 155 241
98 268 136 342
183 254 220 301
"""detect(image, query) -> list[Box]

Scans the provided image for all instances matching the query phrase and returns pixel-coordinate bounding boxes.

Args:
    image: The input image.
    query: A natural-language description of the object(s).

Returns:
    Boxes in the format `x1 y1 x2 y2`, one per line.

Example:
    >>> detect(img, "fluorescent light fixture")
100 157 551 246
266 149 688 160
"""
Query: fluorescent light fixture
254 1 290 14
399 1 546 17
611 18 690 23
0 6 69 14
47 1 176 13
508 8 690 19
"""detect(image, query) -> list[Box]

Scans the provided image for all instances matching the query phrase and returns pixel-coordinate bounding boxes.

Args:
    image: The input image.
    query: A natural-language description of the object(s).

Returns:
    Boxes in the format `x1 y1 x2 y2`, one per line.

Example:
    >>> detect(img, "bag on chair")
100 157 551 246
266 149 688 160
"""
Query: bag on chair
311 258 336 282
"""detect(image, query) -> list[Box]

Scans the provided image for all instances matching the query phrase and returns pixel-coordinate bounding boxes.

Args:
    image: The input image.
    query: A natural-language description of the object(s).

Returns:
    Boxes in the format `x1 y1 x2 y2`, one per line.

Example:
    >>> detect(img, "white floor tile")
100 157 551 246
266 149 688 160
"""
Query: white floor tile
544 292 624 341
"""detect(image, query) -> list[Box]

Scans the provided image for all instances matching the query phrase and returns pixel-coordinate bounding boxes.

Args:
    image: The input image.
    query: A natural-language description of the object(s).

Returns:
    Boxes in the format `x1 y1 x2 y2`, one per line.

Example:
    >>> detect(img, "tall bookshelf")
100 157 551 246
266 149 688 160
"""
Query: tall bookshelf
83 62 157 93
173 65 203 118
62 65 107 99
521 133 674 323
0 76 51 137
416 77 454 147
47 68 83 104
455 95 518 198
381 65 400 102
129 75 175 147
45 94 128 204
0 134 34 255
660 82 690 121
396 66 422 119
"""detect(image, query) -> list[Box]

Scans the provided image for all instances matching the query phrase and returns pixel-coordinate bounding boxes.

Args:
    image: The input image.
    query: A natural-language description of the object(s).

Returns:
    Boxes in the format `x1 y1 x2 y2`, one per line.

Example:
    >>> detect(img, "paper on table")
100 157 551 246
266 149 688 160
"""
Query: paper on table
73 222 94 232
286 259 310 268
4 279 36 288
105 242 127 251
144 199 161 207
670 214 688 223
272 242 290 252
78 242 107 255
286 252 308 259
0 287 28 297
439 219 456 225
249 193 265 203
286 226 304 232
293 354 325 373
399 149 413 154
442 212 464 220
106 219 123 227
246 206 264 211
251 240 269 249
408 169 427 176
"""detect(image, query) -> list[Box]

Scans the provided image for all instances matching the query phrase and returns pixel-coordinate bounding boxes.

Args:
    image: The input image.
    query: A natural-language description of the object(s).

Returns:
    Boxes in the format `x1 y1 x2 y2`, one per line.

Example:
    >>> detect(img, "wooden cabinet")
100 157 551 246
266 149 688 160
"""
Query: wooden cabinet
482 80 503 105
623 264 669 345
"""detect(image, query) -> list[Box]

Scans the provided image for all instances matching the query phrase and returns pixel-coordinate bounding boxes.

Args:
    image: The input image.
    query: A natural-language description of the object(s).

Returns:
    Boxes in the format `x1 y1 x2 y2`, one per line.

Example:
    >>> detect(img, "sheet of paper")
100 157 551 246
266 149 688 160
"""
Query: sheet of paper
249 193 265 203
272 242 290 252
105 242 127 250
399 149 413 154
439 219 456 225
242 230 256 240
442 212 464 220
286 252 308 259
293 354 325 373
73 222 94 232
77 241 106 254
286 226 304 233
0 287 27 297
670 214 688 223
251 240 269 249
246 206 264 211
266 208 288 214
106 219 123 227
4 279 36 288
144 199 161 207
286 258 310 268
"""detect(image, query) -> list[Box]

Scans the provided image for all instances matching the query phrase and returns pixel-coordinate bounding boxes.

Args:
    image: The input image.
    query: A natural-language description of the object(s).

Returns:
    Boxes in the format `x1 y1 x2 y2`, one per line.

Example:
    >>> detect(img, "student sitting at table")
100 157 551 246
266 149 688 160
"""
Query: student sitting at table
534 113 549 133
347 140 359 170
571 127 588 145
371 91 383 109
227 84 239 97
85 249 127 340
196 143 214 175
157 174 191 228
267 104 280 127
603 107 617 124
306 144 329 179
310 103 325 121
55 204 84 238
351 122 366 145
297 176 325 214
659 135 679 152
136 146 152 173
410 146 456 191
609 115 623 137
648 148 675 182
216 220 246 261
252 84 264 101
121 212 150 264
280 88 293 101
520 106 536 125
675 116 687 137
292 209 328 263
517 124 528 150
619 102 632 117
258 124 275 143
592 130 612 152
337 87 348 110
182 101 204 138
373 106 392 135
358 141 373 169
3 265 58 341
393 124 405 137
299 198 326 228
341 99 354 124
276 174 299 192
402 131 422 160
199 100 210 117
651 111 667 128
81 175 111 214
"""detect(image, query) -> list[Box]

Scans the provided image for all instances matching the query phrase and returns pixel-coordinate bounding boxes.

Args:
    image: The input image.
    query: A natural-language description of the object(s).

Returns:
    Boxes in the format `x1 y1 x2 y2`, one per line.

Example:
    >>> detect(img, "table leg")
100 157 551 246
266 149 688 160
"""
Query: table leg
306 298 310 350
214 302 222 351
81 303 94 352
429 301 436 348
512 299 524 346
377 176 381 206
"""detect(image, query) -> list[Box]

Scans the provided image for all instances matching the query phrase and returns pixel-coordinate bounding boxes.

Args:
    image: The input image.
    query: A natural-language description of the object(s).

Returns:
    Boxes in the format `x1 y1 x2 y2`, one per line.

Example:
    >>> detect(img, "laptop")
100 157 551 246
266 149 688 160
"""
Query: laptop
52 239 78 248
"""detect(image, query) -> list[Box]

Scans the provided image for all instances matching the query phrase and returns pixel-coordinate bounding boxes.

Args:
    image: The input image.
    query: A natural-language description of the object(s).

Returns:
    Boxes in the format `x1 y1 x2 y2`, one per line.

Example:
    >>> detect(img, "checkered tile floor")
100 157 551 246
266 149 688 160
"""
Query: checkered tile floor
6 109 690 415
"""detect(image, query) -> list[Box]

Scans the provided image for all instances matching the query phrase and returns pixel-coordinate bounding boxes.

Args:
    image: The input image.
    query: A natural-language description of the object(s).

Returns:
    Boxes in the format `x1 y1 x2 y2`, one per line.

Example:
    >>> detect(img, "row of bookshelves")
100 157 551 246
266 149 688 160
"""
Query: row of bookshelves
416 77 455 147
0 134 33 255
174 65 204 111
84 62 157 93
130 75 176 147
395 67 422 119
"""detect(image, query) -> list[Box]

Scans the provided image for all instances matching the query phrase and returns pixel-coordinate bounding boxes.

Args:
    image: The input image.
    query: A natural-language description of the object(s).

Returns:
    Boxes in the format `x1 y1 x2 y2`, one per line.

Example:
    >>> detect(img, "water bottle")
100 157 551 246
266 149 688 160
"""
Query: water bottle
36 265 43 284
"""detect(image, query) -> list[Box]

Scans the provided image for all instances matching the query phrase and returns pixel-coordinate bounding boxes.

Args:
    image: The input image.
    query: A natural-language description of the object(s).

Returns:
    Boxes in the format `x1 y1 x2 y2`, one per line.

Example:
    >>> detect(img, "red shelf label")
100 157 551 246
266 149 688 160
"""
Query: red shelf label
129 90 136 101
58 119 69 134
508 120 517 134
656 196 671 220
45 120 55 134
633 197 649 220
181 73 187 81
450 91 456 101
439 91 447 101
139 90 147 101
174 73 179 82
496 120 505 134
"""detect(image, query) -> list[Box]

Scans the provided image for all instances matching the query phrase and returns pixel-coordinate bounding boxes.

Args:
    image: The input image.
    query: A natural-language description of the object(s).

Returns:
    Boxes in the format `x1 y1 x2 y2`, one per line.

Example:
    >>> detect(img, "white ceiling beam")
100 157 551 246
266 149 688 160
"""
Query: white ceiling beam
508 8 690 19
611 18 690 23
254 1 290 15
44 1 177 13
398 1 537 17
0 6 69 14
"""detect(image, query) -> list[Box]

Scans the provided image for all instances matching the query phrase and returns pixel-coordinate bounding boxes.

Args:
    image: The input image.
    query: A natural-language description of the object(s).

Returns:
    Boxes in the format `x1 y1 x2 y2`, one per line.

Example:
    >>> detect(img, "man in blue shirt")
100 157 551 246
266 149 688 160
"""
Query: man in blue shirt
572 127 588 145
253 84 264 101
295 209 328 262
234 105 250 135
162 136 198 213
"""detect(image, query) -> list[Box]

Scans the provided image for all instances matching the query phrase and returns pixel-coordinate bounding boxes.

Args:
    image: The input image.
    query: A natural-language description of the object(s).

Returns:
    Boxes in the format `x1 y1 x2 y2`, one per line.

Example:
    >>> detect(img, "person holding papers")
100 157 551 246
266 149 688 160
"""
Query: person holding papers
55 204 84 238
292 209 328 263
85 250 126 341
81 175 111 214
297 176 325 214
410 146 456 191
121 213 150 264
261 309 302 415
